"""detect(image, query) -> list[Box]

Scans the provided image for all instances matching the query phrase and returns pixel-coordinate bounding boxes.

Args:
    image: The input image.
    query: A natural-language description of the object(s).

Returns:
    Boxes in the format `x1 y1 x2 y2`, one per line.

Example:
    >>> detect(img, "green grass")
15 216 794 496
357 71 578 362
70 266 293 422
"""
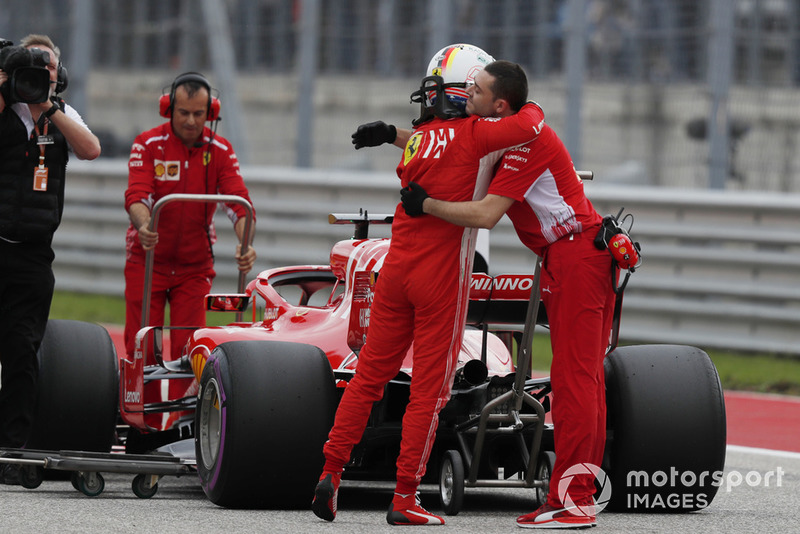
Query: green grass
48 291 239 328
526 334 800 396
50 291 800 396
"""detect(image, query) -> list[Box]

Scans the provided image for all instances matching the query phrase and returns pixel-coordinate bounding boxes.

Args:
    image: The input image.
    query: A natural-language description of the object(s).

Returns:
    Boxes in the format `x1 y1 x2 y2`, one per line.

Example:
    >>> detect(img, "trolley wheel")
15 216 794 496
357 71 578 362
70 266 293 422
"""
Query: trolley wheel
535 451 556 507
439 450 465 516
70 472 81 491
19 465 44 489
75 472 105 497
132 473 159 499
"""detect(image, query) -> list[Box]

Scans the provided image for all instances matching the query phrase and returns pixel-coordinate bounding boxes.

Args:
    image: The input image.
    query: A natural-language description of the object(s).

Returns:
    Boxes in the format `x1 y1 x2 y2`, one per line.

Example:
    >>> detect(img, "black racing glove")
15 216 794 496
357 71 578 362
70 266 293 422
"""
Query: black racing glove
351 121 397 149
400 182 429 217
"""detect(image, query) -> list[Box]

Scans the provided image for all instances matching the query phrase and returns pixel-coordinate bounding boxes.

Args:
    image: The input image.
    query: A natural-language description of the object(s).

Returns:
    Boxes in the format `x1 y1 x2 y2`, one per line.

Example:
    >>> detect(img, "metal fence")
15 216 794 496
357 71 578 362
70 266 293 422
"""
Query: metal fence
58 160 800 357
3 0 800 191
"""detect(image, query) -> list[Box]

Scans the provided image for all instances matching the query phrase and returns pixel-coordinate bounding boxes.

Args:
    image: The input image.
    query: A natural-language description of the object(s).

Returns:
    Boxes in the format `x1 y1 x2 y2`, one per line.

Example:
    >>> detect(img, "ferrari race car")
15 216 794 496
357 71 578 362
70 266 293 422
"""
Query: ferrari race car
13 194 727 514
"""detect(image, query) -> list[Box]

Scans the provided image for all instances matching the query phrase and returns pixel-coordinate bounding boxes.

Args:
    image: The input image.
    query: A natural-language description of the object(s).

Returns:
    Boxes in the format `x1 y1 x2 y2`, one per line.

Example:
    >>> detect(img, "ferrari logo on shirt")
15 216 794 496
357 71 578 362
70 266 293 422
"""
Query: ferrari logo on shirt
404 132 423 166
204 152 211 166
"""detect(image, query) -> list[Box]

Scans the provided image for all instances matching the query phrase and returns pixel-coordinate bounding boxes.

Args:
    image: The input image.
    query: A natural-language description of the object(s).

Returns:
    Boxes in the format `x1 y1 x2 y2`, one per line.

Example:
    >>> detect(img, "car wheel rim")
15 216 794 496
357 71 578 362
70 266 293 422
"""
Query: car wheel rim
198 378 222 470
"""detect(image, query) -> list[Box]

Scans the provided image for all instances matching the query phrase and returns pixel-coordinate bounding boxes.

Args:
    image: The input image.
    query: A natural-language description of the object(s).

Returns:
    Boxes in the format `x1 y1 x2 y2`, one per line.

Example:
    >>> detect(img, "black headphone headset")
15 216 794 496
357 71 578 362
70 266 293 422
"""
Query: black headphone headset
55 58 68 94
159 71 221 121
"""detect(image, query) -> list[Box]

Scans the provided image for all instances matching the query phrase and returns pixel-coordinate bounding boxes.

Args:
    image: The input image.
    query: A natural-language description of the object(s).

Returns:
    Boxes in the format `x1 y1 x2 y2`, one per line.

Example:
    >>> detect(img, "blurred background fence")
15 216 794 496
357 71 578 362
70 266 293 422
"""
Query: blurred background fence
4 0 800 190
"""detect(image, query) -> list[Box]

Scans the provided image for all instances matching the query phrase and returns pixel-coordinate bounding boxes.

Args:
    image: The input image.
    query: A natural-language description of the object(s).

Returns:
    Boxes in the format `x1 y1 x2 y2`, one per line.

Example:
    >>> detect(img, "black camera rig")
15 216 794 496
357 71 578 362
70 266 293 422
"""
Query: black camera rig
0 39 52 105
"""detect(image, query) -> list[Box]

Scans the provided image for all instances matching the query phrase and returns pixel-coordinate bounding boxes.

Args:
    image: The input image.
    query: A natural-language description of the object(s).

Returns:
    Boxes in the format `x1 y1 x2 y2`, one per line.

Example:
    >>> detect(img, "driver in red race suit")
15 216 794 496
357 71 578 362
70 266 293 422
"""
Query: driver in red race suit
399 63 617 529
312 45 543 526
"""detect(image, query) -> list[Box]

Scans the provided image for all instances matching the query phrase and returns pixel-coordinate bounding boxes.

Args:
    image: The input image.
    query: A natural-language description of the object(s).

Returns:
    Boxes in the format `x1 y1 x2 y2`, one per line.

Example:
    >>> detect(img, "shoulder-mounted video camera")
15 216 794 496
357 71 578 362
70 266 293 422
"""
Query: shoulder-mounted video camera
0 39 52 105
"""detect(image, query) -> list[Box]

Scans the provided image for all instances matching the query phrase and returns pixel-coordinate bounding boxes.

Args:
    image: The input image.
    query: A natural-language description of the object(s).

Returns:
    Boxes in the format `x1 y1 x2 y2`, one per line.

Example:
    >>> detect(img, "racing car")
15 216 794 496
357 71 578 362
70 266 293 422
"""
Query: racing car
23 194 726 513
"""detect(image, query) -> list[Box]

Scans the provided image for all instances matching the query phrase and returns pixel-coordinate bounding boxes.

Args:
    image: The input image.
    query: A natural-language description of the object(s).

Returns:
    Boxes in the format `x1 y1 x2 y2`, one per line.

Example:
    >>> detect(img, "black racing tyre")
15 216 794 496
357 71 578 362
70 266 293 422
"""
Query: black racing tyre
28 320 119 452
603 344 726 512
439 449 465 516
196 340 337 509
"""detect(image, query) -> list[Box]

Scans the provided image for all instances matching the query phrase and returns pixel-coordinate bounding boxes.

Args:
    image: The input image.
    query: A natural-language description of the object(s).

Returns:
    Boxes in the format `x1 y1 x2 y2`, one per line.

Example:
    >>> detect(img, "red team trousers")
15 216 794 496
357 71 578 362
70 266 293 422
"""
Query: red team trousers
322 235 472 495
540 228 616 506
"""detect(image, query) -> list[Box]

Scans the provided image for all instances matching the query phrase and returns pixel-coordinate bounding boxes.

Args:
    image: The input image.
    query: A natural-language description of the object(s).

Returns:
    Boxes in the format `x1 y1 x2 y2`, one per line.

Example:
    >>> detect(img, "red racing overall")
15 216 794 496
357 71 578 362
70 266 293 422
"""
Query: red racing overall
322 104 543 496
123 122 254 363
487 122 616 507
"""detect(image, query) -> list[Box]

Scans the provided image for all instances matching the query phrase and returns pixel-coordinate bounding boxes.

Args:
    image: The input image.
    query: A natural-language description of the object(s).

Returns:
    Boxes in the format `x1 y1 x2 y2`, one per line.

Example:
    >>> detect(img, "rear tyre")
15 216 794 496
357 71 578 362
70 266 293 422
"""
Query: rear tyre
196 341 336 508
603 344 726 512
28 320 119 452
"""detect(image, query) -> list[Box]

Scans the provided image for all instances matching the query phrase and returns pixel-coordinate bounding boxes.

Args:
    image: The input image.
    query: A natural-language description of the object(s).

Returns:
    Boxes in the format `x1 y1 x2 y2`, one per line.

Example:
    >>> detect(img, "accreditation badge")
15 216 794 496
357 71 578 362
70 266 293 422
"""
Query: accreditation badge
33 167 49 191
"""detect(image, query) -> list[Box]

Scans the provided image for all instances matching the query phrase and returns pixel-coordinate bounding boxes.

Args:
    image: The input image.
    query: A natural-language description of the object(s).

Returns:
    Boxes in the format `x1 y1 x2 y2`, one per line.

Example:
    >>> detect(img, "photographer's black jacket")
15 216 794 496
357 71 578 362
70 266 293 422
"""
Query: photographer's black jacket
0 106 68 244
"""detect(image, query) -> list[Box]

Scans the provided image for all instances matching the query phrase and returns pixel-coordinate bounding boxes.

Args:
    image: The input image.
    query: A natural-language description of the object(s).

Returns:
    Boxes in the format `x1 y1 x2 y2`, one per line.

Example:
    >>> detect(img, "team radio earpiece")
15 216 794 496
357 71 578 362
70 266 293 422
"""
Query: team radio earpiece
158 71 221 121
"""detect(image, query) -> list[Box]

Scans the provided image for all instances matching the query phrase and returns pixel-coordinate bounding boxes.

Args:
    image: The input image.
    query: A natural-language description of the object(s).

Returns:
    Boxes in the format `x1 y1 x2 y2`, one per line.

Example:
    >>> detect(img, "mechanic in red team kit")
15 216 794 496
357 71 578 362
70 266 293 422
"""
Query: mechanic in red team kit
399 62 618 529
312 44 542 526
0 34 101 484
123 72 256 367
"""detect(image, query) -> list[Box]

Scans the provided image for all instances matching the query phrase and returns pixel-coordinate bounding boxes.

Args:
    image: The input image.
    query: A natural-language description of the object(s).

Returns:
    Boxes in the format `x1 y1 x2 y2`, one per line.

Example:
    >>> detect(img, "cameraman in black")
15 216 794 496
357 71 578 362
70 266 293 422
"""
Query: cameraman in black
0 34 100 484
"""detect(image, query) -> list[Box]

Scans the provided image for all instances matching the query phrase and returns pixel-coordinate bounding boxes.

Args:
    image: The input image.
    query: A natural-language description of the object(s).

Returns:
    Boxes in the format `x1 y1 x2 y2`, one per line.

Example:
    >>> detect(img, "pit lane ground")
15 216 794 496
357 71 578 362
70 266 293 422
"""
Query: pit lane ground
0 447 798 533
3 328 796 532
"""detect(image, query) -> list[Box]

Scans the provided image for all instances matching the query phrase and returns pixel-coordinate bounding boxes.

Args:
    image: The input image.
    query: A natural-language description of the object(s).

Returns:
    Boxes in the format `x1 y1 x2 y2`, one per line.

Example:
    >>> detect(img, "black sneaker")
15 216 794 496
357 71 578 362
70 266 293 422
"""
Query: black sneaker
0 464 21 486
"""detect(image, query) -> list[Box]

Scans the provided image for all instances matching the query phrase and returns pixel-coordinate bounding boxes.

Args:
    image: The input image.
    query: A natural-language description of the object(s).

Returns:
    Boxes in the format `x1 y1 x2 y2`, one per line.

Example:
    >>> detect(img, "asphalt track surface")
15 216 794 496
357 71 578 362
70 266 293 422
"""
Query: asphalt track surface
2 390 800 534
3 327 797 532
0 447 798 533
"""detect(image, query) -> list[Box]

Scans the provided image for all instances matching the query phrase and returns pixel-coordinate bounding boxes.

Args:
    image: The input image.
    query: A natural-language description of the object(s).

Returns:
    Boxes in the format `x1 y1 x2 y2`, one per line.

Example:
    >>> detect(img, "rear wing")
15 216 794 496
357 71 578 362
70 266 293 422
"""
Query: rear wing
467 273 546 326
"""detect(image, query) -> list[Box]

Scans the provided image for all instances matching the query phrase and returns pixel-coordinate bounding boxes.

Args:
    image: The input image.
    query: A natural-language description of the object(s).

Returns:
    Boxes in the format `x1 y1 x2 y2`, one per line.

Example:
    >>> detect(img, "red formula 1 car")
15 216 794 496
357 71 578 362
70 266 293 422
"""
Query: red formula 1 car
19 195 726 513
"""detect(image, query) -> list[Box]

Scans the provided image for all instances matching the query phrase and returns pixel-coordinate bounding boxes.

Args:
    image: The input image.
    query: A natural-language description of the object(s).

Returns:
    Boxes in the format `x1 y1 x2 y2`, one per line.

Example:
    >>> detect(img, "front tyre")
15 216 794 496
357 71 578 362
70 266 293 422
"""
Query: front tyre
196 341 337 508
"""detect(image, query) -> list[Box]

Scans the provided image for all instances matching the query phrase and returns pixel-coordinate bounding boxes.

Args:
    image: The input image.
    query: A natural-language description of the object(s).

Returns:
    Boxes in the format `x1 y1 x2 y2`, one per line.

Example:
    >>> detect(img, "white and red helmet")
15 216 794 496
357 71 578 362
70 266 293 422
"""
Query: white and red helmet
411 43 495 125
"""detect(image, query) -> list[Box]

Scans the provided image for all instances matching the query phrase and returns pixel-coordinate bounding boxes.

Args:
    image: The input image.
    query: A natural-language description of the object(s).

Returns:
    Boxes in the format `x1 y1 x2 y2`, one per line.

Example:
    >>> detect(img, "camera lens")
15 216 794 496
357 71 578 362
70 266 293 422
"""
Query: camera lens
11 67 51 104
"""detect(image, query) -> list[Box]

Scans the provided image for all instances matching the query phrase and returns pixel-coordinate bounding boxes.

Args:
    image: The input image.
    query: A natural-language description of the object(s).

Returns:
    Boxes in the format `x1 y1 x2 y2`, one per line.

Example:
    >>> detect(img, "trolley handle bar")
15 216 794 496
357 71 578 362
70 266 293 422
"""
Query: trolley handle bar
141 193 254 328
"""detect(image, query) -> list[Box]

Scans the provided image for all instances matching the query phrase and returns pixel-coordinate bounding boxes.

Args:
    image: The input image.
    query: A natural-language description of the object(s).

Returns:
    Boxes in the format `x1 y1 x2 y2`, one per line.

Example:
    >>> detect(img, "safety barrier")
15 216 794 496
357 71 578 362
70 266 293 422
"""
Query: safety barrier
55 160 800 356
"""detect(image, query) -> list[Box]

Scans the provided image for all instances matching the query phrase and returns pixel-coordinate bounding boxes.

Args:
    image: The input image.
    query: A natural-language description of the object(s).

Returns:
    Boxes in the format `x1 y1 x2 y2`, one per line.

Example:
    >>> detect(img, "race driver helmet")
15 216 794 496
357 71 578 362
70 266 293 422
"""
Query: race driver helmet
410 43 495 126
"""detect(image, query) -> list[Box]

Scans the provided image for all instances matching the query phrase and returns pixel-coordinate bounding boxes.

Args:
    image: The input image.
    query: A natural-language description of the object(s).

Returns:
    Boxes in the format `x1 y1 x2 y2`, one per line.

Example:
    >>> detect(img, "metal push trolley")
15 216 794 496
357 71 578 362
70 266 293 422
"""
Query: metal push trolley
0 194 252 498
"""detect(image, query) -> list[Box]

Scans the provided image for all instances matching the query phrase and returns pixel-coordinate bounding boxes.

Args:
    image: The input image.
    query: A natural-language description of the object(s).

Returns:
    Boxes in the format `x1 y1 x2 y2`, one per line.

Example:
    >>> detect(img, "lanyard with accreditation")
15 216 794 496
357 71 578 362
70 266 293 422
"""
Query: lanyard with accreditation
32 112 55 191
